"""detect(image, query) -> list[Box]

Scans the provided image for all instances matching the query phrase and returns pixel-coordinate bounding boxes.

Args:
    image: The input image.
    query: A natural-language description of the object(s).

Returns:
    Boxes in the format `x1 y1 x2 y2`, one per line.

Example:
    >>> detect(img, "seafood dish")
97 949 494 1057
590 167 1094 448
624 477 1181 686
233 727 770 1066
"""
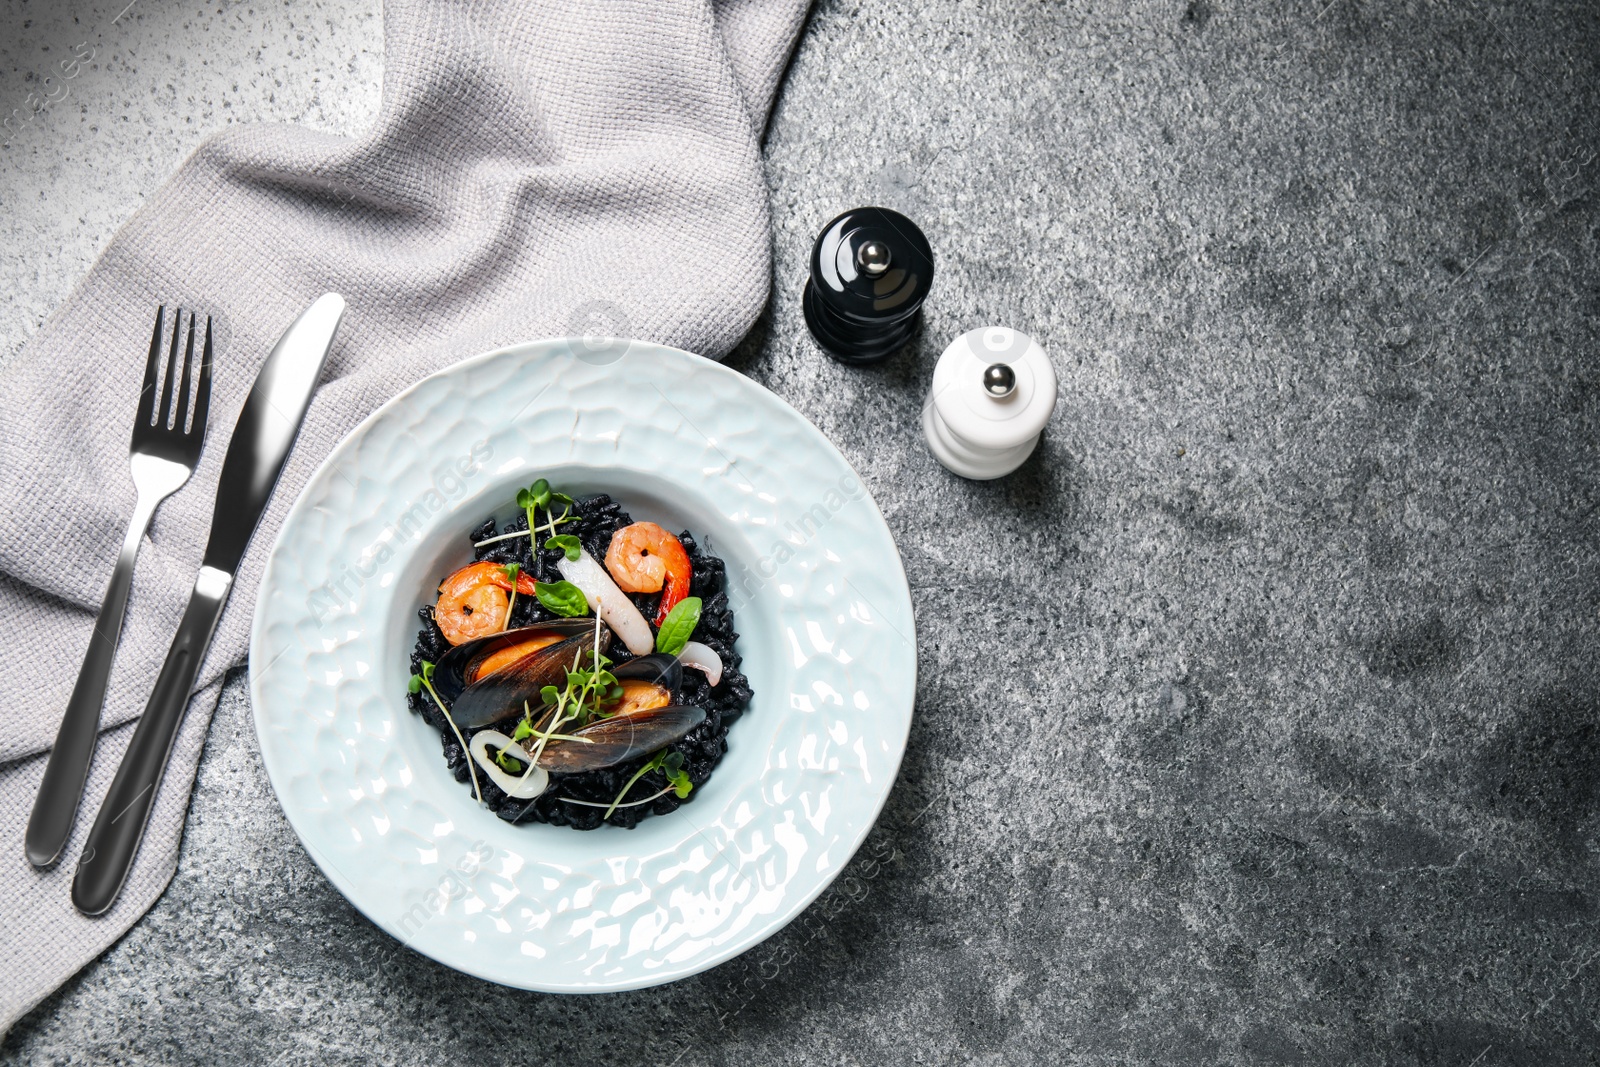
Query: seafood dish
406 480 751 830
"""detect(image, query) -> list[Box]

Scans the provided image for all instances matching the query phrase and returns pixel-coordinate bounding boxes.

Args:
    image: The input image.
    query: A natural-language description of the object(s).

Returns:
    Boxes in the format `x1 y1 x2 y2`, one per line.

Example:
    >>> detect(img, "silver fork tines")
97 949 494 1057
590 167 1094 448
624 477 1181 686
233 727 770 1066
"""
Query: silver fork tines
25 304 214 869
135 306 212 459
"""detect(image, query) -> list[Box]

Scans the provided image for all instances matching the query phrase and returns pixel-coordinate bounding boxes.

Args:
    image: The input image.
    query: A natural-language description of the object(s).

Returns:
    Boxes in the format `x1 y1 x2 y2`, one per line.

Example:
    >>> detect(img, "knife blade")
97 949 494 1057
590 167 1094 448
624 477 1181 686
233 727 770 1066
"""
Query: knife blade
72 293 345 916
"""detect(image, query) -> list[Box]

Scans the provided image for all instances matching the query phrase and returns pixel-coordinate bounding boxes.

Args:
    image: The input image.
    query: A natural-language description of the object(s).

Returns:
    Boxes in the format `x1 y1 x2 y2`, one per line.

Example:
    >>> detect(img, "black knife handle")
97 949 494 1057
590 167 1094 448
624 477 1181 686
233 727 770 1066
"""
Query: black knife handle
72 567 232 916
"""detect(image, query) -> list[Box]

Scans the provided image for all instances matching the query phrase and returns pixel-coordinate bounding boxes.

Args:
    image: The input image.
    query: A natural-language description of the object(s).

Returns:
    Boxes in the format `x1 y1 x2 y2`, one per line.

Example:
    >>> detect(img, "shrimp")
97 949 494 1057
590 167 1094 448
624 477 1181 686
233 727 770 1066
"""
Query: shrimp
487 568 537 596
603 521 692 626
434 561 511 646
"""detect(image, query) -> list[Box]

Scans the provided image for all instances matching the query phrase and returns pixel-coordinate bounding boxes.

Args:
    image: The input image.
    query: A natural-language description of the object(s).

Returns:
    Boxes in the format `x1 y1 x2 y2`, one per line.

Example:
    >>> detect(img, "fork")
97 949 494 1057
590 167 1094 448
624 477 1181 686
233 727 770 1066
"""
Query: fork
26 307 213 869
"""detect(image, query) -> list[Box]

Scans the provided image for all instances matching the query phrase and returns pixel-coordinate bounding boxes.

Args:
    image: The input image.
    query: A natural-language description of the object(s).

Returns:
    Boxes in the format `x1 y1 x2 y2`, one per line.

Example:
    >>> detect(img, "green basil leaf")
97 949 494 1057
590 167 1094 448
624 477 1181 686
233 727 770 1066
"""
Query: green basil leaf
535 580 589 617
654 596 703 656
544 534 582 562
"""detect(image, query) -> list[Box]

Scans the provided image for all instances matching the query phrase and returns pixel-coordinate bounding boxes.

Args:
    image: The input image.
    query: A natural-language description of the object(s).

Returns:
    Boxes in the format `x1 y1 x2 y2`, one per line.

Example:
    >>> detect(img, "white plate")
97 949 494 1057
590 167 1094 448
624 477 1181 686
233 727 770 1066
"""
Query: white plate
249 338 916 992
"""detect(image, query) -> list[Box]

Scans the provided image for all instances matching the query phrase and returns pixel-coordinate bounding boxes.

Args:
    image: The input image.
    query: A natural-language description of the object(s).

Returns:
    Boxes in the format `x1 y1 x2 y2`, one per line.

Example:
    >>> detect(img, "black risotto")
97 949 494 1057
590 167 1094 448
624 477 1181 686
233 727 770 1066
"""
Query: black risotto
406 493 751 830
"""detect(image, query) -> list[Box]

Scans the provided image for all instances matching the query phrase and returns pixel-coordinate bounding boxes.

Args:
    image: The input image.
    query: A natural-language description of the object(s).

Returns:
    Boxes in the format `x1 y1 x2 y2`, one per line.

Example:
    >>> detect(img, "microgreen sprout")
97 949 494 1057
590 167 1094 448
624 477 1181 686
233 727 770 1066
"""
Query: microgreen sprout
518 698 593 748
519 478 549 515
601 749 693 819
501 562 521 630
409 661 482 804
539 493 576 537
544 534 582 561
474 477 579 548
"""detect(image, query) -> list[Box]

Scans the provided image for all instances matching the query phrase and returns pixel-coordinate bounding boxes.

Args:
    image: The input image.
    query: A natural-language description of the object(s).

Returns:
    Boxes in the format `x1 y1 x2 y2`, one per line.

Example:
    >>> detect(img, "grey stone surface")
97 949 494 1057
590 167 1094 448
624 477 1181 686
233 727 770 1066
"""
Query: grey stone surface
0 0 382 350
4 0 1599 1063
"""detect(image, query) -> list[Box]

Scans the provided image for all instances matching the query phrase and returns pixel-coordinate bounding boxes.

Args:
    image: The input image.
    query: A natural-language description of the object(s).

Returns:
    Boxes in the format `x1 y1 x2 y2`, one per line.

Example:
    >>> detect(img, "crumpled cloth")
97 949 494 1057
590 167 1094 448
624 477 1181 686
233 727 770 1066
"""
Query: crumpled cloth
0 0 808 1034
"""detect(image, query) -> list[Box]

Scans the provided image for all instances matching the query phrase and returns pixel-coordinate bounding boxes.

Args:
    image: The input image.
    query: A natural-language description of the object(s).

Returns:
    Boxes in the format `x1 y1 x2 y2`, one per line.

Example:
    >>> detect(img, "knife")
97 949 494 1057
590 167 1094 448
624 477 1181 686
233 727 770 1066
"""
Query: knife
72 294 345 916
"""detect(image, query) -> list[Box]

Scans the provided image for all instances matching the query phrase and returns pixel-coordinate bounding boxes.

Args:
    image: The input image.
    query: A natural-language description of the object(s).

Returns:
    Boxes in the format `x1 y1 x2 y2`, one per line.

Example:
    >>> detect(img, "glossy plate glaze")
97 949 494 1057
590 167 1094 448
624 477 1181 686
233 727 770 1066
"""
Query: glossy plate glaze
249 338 916 992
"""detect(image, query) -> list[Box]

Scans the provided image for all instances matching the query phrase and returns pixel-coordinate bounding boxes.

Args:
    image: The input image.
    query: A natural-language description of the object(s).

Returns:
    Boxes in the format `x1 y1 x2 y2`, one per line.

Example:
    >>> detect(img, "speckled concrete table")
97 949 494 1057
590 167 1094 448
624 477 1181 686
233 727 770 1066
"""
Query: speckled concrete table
3 1 1598 1063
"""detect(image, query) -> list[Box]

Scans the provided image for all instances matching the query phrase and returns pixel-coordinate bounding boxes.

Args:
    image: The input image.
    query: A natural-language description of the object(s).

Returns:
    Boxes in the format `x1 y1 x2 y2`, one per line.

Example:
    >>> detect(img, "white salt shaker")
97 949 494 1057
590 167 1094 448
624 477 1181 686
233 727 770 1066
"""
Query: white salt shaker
921 327 1058 479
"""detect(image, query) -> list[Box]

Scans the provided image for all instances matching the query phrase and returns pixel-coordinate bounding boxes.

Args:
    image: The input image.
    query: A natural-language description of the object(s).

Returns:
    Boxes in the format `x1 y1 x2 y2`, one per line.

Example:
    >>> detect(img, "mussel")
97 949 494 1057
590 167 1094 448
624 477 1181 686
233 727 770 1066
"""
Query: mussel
611 653 682 690
606 653 684 718
536 705 707 774
434 617 607 698
440 619 613 728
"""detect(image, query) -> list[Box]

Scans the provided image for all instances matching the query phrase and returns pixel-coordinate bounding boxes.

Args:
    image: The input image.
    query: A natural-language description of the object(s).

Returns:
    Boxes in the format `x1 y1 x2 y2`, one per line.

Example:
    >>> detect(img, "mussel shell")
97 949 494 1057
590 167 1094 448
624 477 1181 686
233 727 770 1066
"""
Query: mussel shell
610 653 683 695
449 630 614 729
433 619 609 702
535 705 706 774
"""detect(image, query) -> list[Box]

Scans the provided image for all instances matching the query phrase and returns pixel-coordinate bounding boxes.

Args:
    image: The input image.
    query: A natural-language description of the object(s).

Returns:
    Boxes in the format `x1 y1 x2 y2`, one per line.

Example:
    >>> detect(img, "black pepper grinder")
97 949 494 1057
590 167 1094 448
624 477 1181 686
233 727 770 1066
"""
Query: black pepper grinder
802 206 935 364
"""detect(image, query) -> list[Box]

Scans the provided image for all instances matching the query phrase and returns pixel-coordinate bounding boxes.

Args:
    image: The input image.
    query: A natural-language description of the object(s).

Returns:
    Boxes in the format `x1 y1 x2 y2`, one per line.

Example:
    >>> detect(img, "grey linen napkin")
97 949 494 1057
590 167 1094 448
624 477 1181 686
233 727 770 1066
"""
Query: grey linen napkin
0 0 809 1034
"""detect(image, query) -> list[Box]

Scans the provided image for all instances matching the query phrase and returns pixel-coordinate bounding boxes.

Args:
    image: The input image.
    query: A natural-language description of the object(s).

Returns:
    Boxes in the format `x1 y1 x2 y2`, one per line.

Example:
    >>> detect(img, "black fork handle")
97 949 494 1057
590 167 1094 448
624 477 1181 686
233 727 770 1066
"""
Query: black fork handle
71 567 231 916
